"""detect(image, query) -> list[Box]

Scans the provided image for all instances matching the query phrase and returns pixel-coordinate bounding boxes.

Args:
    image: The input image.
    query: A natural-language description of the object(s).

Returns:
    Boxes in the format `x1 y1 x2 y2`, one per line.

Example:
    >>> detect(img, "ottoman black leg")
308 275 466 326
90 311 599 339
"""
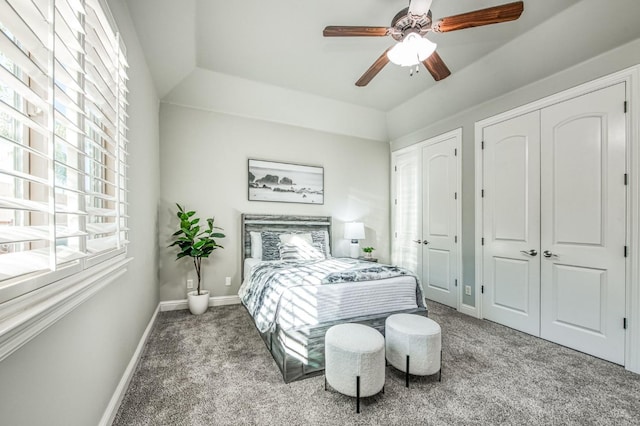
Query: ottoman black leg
439 349 443 382
325 376 327 391
356 376 361 413
406 355 410 388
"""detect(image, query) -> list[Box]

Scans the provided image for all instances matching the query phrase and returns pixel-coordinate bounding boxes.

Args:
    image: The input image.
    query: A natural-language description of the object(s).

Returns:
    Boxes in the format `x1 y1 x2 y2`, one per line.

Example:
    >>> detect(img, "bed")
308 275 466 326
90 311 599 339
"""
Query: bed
239 214 427 383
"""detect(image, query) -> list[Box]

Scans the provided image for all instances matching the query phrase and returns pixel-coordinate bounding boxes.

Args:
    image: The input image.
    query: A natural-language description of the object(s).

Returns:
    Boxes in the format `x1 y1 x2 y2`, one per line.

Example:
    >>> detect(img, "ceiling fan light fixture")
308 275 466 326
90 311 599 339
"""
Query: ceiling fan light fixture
408 0 433 16
387 33 437 67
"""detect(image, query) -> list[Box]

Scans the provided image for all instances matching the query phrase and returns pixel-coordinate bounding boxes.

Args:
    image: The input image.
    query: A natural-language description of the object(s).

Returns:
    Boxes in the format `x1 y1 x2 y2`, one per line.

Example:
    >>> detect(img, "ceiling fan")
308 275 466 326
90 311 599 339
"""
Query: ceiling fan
323 0 524 86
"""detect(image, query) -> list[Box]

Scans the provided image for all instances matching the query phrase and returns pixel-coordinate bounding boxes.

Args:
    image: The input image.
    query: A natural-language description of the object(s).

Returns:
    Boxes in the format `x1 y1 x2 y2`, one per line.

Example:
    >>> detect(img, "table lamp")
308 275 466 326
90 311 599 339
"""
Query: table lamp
344 222 365 258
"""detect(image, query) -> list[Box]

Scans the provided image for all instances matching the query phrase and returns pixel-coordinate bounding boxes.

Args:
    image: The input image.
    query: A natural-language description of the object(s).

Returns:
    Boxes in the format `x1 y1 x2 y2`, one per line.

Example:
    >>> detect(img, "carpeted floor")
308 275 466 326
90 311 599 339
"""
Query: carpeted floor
113 301 640 425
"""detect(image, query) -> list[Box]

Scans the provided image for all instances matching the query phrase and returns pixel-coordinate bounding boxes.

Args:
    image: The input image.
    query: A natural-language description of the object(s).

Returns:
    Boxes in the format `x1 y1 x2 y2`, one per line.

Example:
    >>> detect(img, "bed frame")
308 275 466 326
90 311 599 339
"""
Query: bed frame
240 213 428 383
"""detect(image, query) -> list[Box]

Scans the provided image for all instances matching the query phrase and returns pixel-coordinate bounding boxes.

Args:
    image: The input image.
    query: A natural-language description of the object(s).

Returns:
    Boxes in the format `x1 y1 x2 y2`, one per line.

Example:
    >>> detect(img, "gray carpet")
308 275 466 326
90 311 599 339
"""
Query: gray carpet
113 302 640 425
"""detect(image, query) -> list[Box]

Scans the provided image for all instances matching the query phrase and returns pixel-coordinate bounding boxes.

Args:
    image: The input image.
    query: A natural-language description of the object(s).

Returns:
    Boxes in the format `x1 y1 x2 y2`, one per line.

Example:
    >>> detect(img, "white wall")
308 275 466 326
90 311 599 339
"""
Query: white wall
0 1 160 424
159 103 389 301
164 67 388 142
389 37 640 307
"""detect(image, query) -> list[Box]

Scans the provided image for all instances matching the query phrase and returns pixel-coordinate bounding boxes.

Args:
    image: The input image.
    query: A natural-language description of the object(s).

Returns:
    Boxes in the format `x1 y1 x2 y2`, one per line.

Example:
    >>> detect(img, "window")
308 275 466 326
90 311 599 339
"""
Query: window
0 0 128 303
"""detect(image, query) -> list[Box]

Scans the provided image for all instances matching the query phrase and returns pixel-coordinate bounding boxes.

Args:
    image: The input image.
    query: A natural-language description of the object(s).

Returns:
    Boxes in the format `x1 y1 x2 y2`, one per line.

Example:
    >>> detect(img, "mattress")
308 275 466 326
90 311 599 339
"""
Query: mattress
239 258 423 332
276 275 419 330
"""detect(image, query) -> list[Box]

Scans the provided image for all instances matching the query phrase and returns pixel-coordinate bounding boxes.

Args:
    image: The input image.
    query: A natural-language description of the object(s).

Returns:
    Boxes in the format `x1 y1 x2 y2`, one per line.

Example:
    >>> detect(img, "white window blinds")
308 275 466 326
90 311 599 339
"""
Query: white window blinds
0 0 128 289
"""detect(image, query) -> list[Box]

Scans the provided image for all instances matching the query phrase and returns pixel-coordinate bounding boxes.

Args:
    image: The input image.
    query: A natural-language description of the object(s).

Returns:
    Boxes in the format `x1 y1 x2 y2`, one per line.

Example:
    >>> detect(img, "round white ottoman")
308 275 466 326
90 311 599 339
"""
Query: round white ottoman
324 323 385 413
385 313 441 387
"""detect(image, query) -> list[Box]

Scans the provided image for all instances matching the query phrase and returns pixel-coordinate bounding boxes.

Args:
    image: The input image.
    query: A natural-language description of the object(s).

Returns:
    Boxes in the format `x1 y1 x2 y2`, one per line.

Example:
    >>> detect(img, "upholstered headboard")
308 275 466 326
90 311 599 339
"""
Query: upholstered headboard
240 214 332 276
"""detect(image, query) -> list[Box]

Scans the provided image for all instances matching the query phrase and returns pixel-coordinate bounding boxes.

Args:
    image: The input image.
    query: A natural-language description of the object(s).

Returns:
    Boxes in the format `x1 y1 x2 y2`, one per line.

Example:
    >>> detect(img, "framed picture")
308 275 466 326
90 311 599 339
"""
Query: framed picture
248 159 324 204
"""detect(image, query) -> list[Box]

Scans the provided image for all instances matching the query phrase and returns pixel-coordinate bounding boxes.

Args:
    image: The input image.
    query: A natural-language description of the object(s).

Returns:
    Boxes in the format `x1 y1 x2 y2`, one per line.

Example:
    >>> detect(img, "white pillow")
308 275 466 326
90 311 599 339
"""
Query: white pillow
279 242 326 261
250 231 262 259
279 233 313 246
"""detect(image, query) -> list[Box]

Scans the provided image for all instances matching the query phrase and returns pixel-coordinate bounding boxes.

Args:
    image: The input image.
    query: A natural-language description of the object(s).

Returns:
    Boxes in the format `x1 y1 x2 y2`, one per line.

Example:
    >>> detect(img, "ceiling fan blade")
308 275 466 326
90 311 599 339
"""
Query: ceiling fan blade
432 1 524 33
356 48 392 87
323 26 390 37
422 51 451 81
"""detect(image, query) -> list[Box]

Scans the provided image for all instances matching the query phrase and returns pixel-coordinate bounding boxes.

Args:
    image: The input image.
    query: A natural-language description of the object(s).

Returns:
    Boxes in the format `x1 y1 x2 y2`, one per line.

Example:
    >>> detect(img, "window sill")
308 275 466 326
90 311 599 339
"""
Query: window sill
0 255 132 362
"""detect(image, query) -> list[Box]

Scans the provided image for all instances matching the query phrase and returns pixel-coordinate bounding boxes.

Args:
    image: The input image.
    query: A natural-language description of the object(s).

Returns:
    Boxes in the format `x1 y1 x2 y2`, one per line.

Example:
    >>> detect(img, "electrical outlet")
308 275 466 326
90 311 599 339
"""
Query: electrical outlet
186 279 193 289
225 276 231 287
465 285 472 296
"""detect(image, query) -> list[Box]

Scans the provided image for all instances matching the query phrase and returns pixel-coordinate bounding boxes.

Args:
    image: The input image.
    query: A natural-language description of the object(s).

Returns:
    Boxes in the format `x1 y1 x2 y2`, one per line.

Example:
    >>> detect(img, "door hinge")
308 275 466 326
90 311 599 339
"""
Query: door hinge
455 279 458 287
481 237 485 246
481 285 485 294
481 189 485 198
454 192 457 200
624 317 627 329
624 173 628 186
624 101 628 113
395 199 397 205
624 246 628 257
454 148 458 156
394 165 397 172
481 141 485 150
395 232 398 238
454 235 458 243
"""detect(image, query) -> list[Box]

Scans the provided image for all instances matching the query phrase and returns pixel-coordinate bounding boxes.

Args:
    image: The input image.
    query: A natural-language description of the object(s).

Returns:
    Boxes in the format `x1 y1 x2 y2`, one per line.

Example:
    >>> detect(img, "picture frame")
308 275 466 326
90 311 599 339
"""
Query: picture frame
248 159 324 205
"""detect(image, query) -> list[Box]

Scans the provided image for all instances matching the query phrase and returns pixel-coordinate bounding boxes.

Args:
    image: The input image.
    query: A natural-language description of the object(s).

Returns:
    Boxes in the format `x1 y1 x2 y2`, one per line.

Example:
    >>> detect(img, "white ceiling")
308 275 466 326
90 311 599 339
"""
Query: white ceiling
127 0 639 112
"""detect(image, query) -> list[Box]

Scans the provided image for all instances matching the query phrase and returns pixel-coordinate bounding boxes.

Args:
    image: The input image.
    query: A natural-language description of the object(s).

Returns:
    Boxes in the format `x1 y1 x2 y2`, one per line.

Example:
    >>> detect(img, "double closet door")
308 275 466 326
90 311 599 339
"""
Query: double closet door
393 131 460 309
482 83 627 364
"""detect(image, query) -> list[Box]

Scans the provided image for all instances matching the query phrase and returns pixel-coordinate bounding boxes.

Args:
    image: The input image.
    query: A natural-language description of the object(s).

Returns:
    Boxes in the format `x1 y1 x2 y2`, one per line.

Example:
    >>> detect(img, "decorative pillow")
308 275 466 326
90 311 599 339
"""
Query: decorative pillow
279 233 313 245
250 231 262 259
261 231 282 261
279 242 326 261
311 230 331 257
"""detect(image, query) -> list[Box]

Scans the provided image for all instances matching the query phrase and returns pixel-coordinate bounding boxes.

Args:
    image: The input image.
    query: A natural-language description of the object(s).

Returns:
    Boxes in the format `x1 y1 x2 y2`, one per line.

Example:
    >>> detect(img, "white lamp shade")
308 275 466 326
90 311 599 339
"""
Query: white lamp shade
344 222 365 240
387 34 437 67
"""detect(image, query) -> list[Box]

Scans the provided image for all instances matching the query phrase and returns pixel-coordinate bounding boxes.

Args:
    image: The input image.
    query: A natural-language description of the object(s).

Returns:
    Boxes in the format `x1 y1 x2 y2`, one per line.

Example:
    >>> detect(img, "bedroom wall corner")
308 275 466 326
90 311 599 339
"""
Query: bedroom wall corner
158 103 390 302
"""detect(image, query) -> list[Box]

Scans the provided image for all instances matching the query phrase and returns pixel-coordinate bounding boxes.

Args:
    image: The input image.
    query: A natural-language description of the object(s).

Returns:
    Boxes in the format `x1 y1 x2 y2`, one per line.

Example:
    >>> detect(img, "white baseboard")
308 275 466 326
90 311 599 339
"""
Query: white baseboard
99 303 160 426
458 303 480 319
159 295 241 312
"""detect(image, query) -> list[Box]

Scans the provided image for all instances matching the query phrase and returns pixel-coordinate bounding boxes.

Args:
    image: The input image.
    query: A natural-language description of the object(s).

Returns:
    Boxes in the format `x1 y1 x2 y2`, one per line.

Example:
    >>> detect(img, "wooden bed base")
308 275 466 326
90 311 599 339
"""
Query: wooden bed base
250 306 428 383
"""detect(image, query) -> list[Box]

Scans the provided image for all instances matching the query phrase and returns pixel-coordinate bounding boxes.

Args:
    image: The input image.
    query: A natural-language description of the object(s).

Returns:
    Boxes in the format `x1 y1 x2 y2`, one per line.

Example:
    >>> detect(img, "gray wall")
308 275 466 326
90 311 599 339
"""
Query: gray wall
0 1 160 424
159 103 390 301
390 38 640 307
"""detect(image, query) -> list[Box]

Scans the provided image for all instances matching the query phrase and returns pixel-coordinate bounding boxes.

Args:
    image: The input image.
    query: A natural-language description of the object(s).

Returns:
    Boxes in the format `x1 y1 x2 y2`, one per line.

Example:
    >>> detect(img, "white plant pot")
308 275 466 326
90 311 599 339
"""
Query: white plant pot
187 290 210 315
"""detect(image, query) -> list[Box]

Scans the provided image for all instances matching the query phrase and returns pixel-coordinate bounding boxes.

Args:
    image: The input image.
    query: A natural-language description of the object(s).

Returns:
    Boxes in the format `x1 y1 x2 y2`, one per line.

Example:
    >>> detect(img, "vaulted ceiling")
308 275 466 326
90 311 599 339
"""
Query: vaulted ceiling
127 0 640 113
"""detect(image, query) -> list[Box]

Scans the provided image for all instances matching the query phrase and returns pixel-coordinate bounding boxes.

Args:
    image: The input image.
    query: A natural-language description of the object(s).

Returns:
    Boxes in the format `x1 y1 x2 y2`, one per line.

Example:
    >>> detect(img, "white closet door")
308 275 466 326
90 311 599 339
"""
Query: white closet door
540 83 627 364
422 138 458 308
392 150 421 274
482 111 541 335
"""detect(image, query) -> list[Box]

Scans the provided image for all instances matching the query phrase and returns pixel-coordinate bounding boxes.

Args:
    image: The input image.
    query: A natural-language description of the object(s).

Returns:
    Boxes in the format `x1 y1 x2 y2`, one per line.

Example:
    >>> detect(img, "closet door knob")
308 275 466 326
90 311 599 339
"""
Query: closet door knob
520 249 537 256
543 250 558 258
413 239 422 244
423 240 430 245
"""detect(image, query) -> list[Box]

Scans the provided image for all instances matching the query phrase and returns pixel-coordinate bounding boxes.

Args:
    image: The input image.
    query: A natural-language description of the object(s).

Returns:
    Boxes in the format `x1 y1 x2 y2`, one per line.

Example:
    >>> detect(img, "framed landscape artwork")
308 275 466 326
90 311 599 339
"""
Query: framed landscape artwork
248 159 324 204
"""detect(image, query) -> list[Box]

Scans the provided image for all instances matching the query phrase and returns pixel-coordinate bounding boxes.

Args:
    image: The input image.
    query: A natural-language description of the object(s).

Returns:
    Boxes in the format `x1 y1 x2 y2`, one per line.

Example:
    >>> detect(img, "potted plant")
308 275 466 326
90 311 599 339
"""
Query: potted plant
362 246 375 259
169 204 225 315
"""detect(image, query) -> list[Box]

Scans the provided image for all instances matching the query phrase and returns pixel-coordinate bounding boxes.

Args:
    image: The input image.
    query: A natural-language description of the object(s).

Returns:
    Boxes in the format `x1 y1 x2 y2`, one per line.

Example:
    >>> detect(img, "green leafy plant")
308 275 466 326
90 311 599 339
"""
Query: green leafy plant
362 247 375 254
168 204 225 295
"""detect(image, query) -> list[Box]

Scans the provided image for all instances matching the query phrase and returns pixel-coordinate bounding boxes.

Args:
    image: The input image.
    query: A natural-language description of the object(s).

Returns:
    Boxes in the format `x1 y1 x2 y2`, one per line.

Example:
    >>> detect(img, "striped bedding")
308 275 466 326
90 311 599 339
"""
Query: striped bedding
239 258 424 333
